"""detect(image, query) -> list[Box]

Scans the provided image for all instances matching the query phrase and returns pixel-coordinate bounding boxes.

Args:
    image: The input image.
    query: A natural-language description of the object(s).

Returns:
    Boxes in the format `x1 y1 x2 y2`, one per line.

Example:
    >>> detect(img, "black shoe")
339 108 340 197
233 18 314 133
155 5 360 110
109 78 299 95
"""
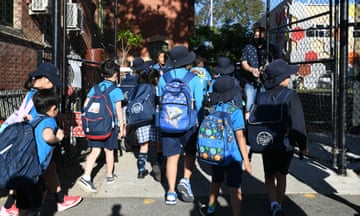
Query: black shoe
137 169 149 179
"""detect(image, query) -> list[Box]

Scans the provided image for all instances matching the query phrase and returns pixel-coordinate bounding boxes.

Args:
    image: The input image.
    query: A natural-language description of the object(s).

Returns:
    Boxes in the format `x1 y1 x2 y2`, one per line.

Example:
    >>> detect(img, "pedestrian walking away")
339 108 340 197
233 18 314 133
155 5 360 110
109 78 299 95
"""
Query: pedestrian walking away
157 45 204 205
248 59 308 216
78 59 125 193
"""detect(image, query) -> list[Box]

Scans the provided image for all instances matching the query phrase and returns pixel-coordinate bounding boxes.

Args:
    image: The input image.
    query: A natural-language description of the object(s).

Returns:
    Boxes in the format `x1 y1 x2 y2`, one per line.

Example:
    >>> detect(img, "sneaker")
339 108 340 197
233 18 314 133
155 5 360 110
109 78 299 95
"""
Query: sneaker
78 177 97 193
177 178 194 202
207 204 216 215
0 204 18 216
137 169 149 179
199 203 215 216
271 204 284 216
152 163 161 182
106 174 118 184
165 191 177 205
57 195 82 212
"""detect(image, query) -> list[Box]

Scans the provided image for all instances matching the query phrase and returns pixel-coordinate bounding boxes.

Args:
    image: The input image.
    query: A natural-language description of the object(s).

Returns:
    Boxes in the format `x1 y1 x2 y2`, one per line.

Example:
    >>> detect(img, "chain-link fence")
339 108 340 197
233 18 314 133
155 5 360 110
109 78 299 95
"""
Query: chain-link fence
0 0 359 173
259 0 360 173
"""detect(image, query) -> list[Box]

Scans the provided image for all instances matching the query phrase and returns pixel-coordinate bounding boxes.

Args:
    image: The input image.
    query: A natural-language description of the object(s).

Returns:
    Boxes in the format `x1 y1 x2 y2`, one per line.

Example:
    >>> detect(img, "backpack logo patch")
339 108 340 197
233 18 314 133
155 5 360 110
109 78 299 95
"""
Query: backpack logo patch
164 106 183 128
256 131 273 146
130 102 144 114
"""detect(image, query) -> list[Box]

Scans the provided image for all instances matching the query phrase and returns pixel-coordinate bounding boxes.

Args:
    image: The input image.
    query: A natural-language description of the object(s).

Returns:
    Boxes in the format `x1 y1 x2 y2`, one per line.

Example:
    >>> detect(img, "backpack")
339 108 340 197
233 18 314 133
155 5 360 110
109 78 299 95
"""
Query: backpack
0 117 45 189
119 74 137 106
159 72 197 133
197 103 242 166
127 83 155 128
247 88 292 153
82 84 116 140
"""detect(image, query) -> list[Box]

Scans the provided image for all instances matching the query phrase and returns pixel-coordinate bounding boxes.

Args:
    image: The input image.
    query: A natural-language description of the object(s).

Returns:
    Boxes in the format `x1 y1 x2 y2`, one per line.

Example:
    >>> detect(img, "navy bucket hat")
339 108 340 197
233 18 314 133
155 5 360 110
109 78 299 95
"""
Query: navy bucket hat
263 59 299 89
29 63 62 88
165 46 196 68
213 57 235 75
210 75 241 104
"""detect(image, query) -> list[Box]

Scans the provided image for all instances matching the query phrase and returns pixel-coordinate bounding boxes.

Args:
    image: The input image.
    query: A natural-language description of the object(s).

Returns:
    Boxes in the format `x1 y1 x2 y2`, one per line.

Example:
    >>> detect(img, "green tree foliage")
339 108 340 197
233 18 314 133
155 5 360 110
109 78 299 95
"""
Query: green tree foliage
195 0 264 27
117 28 143 65
190 22 252 70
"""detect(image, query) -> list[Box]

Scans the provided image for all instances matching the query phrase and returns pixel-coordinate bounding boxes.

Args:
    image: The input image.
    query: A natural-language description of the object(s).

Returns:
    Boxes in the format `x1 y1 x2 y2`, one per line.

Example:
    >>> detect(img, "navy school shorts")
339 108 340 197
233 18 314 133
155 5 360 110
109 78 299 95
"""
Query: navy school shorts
262 150 294 177
211 161 243 188
161 126 198 157
87 127 119 150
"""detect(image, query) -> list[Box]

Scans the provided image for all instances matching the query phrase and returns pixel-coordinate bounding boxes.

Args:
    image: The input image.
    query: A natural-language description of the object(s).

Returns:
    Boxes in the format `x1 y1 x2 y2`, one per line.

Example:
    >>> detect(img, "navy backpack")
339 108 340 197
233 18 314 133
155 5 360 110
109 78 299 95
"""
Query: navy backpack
247 88 292 153
0 117 45 189
82 84 116 140
127 83 156 128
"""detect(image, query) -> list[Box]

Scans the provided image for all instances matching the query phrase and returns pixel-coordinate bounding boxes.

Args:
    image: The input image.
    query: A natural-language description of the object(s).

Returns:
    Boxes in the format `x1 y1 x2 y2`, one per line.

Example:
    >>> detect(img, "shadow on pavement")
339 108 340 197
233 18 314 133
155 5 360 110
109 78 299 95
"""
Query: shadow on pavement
289 154 360 214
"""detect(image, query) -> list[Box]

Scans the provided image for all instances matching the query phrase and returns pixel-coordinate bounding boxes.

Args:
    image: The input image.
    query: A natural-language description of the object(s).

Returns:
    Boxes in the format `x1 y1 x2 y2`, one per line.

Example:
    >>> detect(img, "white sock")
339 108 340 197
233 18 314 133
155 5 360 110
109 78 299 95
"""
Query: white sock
82 175 91 181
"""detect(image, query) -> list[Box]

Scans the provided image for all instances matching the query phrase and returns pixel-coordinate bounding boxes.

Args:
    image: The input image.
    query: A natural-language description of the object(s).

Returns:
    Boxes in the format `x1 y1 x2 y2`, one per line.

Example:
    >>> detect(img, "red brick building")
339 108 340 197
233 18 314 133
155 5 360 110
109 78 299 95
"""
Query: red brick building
0 0 195 90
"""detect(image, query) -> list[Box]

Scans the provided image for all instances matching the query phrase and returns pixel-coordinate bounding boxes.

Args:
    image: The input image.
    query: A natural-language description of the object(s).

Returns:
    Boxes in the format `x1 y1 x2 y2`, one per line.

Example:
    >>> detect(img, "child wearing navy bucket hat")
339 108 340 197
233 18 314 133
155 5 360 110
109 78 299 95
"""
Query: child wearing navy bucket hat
201 75 252 216
254 59 308 216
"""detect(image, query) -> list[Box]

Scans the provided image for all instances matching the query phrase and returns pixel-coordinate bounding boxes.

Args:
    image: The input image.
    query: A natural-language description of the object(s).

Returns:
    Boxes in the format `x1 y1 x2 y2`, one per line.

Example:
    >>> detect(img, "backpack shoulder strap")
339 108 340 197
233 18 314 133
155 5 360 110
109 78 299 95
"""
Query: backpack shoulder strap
182 72 195 84
163 72 173 83
30 116 48 128
103 83 117 95
276 88 292 104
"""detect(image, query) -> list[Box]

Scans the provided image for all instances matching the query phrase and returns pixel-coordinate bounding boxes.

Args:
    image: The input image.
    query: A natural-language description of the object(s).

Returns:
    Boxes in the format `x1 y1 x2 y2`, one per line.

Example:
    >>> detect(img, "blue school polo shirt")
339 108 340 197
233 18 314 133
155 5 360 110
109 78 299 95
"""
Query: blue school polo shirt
33 116 58 172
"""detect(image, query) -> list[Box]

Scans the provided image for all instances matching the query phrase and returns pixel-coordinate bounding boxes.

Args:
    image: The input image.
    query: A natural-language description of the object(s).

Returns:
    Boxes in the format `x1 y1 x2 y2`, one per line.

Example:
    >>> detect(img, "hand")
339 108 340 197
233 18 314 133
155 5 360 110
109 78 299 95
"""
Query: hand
243 159 252 174
251 68 260 78
56 129 64 142
300 147 308 156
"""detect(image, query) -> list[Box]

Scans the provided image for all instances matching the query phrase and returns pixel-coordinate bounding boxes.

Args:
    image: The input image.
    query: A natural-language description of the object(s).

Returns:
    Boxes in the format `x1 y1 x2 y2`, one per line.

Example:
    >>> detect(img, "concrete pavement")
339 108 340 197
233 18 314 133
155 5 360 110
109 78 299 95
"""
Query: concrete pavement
62 143 360 200
1 140 360 216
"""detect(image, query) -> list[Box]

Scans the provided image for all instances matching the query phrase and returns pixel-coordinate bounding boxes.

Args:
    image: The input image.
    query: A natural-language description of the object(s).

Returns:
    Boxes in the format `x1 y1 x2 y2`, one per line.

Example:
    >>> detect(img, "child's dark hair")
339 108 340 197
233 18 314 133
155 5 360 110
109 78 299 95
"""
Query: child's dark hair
137 71 150 84
101 59 120 78
149 69 160 86
33 89 59 115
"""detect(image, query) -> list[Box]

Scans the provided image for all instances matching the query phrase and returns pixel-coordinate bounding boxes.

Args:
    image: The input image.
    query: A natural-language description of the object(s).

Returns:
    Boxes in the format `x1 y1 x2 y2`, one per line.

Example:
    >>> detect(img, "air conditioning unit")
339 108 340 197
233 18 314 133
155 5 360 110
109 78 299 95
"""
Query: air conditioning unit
29 0 51 15
66 3 83 31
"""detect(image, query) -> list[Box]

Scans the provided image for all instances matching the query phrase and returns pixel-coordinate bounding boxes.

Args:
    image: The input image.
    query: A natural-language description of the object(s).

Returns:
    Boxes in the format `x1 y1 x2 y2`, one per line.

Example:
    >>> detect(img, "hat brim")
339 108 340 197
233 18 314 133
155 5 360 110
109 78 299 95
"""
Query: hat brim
264 64 299 89
29 69 62 88
165 52 196 68
213 65 235 75
210 84 241 104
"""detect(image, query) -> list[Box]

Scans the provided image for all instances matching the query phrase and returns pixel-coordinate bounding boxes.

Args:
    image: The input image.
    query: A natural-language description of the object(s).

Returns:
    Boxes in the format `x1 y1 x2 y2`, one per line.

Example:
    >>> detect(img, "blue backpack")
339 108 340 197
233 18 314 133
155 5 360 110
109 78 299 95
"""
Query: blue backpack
127 83 155 128
247 88 292 153
0 117 45 189
82 84 116 140
197 103 242 166
159 72 197 133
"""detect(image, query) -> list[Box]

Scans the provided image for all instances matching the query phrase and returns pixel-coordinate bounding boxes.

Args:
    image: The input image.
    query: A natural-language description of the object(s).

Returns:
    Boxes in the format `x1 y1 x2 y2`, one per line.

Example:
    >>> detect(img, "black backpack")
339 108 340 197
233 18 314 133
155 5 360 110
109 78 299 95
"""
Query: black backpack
247 88 292 153
0 117 46 189
127 83 156 128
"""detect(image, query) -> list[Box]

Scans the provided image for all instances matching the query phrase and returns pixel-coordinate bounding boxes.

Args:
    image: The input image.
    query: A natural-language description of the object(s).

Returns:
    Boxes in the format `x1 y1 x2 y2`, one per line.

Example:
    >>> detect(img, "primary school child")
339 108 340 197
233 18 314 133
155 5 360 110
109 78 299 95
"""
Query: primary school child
258 59 307 216
201 75 252 216
78 60 125 192
0 63 81 215
17 89 64 216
